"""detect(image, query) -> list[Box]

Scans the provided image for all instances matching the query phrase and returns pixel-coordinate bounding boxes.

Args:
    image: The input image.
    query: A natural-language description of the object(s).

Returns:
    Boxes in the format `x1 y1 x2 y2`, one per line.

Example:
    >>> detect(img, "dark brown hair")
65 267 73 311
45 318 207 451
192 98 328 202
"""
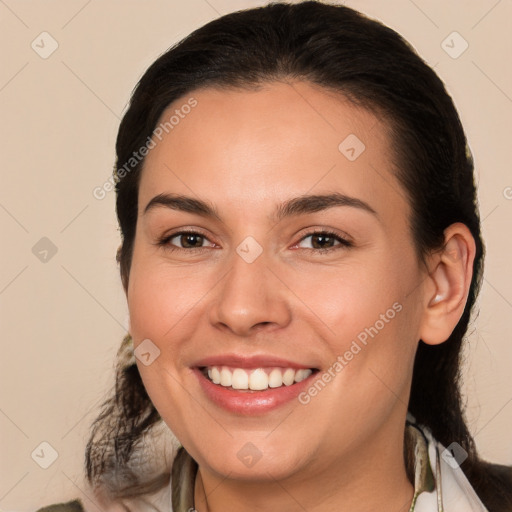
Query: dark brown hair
85 1 512 510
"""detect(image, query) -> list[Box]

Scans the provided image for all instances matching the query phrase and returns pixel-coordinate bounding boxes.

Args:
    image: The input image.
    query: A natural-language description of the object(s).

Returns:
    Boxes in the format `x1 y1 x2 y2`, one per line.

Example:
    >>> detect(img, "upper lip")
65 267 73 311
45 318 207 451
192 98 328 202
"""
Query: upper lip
192 354 318 370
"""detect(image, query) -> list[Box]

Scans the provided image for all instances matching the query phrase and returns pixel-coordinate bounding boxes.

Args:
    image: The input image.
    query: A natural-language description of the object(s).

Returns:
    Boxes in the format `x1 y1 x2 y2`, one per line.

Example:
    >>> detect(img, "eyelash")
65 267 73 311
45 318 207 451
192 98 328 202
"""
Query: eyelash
156 229 353 254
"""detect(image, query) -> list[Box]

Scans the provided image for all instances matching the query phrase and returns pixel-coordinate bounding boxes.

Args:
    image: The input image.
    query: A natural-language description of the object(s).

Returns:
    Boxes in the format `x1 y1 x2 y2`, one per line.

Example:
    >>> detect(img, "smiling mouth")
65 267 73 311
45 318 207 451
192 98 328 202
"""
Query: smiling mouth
199 365 319 391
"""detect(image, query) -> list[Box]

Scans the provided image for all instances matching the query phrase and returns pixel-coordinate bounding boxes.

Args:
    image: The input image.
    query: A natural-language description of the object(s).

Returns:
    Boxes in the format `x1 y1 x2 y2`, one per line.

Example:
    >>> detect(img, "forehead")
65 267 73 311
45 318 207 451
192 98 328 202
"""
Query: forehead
137 81 409 227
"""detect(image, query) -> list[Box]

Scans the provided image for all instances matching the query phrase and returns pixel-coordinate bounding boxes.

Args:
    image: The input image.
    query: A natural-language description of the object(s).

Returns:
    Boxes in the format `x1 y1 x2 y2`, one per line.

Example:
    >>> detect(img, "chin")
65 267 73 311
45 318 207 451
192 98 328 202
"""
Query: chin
191 438 310 482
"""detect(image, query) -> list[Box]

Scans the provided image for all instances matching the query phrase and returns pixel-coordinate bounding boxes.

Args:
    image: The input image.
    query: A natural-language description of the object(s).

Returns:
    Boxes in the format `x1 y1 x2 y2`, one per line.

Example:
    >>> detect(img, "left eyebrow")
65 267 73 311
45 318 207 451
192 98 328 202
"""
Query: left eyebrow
271 192 378 223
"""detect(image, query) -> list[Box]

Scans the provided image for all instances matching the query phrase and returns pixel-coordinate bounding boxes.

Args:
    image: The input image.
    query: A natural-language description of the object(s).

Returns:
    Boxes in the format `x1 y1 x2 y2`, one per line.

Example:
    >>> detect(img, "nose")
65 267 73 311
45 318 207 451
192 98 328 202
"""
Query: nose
208 247 292 337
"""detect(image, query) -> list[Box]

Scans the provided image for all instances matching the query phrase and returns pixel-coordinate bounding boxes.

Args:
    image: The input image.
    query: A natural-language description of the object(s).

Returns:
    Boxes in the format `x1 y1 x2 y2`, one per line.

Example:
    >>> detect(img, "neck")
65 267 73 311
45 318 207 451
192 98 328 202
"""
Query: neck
193 425 414 512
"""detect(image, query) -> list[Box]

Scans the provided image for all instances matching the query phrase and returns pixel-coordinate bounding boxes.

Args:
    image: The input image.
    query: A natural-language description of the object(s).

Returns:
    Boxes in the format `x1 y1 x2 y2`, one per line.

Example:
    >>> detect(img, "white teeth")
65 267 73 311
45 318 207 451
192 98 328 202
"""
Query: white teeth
220 367 232 387
268 368 283 388
231 368 249 390
210 367 221 384
282 368 296 386
294 369 313 383
249 368 268 390
204 366 313 391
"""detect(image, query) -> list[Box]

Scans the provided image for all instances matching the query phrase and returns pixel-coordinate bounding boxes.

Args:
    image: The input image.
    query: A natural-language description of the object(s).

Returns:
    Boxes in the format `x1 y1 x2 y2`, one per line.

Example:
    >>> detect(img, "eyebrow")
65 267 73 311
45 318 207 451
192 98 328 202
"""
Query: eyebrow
143 192 378 222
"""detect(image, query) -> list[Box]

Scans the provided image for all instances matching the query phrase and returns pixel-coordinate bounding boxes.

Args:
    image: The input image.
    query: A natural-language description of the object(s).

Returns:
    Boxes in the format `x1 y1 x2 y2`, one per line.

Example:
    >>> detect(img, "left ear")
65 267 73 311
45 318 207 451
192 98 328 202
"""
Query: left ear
418 222 476 345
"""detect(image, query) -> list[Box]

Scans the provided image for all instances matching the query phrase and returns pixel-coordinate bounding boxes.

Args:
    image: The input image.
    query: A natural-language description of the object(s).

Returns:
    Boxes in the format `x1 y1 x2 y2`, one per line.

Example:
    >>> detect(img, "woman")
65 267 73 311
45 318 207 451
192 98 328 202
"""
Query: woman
38 1 512 511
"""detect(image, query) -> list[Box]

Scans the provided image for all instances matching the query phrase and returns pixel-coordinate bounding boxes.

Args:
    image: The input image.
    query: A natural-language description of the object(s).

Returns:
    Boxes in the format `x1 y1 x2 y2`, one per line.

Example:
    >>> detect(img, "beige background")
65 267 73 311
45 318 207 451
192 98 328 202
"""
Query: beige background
0 0 511 510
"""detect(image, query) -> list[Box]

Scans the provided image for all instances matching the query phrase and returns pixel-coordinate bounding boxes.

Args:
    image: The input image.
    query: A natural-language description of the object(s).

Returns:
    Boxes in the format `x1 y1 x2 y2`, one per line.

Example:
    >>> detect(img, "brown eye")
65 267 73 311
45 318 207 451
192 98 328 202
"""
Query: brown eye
175 233 205 248
158 230 216 251
309 233 337 249
297 230 352 252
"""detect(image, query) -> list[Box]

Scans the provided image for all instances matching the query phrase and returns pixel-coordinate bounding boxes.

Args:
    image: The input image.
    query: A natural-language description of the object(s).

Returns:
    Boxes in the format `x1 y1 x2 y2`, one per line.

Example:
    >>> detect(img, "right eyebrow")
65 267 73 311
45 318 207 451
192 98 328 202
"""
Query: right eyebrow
143 193 222 222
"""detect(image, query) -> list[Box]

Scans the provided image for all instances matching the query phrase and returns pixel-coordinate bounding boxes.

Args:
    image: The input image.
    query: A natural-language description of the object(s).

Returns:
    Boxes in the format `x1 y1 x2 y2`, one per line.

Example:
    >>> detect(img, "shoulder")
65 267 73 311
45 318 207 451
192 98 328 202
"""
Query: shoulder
470 461 512 512
34 498 134 512
407 421 512 511
484 460 512 485
36 500 84 512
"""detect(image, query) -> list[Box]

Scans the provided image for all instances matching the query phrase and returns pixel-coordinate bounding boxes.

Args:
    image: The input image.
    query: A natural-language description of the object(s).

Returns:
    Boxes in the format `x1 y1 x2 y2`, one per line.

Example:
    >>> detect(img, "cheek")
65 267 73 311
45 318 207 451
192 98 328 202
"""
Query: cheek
127 251 210 346
290 250 413 347
292 246 421 395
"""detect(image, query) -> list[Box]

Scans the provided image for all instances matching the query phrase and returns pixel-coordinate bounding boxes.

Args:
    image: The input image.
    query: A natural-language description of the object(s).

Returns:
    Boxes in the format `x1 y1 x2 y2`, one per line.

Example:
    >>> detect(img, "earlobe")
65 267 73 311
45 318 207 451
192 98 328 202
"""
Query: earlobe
419 223 476 346
430 293 444 305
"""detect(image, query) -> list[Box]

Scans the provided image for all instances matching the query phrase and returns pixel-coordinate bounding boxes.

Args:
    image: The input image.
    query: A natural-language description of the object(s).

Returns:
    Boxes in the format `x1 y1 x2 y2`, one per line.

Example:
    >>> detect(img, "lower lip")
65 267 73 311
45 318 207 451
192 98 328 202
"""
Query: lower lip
193 368 317 415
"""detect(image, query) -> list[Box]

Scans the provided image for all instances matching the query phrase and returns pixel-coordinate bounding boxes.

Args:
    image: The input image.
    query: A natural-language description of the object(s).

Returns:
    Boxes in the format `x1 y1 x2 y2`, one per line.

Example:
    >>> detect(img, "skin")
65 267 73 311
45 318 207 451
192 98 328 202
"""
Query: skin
125 80 475 512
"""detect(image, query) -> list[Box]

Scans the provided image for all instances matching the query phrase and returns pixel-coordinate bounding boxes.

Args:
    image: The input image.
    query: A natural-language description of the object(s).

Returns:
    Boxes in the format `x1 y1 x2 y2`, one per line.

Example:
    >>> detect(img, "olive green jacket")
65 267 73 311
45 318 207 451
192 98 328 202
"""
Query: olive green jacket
36 502 84 512
34 423 511 512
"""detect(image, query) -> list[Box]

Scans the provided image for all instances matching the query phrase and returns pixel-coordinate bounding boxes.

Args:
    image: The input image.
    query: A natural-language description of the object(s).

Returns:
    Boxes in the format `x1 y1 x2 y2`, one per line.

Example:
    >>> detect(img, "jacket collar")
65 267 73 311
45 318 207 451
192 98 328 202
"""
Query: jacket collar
406 420 488 511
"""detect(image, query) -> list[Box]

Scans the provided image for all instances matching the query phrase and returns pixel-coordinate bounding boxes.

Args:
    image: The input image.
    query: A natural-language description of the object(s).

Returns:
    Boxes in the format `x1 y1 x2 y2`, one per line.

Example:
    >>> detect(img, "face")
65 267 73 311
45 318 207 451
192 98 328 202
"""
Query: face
127 81 427 483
